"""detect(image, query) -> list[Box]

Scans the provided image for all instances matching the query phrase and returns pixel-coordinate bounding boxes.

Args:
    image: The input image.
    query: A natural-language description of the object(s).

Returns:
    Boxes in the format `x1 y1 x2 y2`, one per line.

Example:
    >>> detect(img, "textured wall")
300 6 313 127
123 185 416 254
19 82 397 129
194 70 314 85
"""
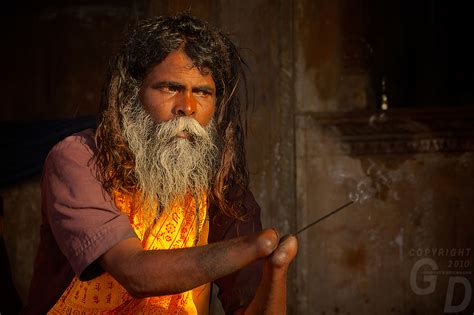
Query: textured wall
1 177 41 303
294 111 474 314
291 1 473 313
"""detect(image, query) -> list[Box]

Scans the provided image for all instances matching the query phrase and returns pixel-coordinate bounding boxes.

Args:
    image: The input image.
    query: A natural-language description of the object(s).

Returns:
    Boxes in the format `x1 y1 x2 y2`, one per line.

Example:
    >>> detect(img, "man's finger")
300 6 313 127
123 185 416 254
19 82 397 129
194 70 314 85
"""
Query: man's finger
268 234 298 268
278 234 292 245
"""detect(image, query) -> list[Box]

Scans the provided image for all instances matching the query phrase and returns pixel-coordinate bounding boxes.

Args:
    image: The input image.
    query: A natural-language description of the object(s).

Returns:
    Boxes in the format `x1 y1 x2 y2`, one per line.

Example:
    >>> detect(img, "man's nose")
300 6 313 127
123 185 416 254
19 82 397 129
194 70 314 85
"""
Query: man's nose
174 92 196 117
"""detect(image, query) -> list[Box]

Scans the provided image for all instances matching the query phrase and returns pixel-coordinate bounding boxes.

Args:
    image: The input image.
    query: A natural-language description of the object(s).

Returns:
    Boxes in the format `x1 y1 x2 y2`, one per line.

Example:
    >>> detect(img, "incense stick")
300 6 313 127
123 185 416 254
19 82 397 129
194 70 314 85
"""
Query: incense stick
295 200 355 235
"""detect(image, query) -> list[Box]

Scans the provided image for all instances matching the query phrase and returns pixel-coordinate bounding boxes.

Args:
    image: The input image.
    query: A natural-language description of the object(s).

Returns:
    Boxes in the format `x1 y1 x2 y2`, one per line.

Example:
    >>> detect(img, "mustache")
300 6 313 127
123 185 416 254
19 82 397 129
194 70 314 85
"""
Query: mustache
155 117 211 141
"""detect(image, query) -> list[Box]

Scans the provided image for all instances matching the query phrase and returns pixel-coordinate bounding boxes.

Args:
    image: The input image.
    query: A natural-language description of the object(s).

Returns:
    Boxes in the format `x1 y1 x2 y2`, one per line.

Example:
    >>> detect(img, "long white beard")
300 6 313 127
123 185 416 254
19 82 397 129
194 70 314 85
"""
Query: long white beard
120 103 217 218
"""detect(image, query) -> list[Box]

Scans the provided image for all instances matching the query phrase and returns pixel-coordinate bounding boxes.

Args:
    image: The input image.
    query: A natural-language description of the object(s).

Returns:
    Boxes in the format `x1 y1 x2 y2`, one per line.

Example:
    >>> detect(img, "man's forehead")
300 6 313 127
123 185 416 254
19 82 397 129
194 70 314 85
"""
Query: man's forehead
147 50 214 82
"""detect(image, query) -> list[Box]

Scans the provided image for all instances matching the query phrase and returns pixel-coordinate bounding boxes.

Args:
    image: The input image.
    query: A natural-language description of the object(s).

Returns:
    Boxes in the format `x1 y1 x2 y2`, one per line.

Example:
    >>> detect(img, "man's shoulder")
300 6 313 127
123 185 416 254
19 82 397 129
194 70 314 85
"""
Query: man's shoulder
41 128 104 203
209 188 261 222
228 187 261 216
48 128 97 160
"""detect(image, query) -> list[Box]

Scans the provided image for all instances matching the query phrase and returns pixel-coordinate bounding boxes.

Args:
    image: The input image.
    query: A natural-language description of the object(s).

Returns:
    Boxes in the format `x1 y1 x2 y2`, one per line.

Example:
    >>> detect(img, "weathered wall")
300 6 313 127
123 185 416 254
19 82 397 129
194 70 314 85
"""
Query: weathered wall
291 0 473 313
0 178 41 302
295 110 474 314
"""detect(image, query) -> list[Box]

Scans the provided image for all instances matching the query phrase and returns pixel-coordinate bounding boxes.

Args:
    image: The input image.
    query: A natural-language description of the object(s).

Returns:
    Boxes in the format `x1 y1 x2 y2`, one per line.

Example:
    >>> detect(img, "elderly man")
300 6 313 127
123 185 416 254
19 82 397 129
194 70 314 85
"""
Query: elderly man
23 13 297 314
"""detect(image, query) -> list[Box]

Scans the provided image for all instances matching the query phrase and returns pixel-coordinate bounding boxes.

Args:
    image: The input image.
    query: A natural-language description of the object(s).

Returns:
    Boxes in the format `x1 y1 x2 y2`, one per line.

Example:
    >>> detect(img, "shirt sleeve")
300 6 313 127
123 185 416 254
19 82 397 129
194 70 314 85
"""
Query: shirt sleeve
208 189 264 314
41 131 136 278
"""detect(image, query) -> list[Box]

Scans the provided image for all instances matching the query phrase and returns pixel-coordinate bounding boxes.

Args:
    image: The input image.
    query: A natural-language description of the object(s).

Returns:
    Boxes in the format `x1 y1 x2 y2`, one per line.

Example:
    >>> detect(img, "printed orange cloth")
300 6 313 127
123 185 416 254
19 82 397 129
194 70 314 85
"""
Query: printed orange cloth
48 191 210 314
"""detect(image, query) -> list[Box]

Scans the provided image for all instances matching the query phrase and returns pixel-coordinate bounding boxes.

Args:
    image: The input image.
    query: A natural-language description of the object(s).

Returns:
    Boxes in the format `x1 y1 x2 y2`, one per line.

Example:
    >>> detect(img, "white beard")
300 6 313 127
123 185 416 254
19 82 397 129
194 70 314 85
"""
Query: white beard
120 103 217 218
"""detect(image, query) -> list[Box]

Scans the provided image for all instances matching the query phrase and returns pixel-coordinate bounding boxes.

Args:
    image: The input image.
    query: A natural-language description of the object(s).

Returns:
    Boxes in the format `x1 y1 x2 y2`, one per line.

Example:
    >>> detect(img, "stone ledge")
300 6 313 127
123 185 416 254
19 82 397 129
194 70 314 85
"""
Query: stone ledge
297 107 474 155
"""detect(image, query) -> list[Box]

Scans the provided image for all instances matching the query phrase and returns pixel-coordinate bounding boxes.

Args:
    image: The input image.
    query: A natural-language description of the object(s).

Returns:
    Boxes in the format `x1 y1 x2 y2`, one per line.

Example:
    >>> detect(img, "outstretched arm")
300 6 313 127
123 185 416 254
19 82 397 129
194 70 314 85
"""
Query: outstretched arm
98 228 280 298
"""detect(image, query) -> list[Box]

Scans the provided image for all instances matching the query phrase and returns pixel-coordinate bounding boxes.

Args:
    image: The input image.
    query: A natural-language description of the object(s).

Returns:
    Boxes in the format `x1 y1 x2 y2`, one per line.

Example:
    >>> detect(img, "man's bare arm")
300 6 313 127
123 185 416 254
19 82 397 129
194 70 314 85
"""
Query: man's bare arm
98 229 279 298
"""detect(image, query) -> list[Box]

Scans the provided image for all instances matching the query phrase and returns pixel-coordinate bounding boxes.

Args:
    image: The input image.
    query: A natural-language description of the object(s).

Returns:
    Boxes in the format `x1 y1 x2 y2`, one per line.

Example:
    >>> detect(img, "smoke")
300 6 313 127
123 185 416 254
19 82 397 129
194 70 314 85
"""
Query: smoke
347 159 393 204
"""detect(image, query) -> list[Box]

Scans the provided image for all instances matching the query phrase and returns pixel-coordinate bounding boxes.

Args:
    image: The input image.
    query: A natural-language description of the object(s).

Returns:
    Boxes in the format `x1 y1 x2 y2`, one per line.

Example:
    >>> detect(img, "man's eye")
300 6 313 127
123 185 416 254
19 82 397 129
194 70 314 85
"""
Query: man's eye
163 86 179 93
195 90 211 97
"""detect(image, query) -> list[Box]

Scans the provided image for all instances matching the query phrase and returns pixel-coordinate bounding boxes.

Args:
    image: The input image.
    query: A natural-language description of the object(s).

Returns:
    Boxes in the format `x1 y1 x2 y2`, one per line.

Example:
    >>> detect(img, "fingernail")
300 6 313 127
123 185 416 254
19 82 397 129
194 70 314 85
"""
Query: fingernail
272 228 280 240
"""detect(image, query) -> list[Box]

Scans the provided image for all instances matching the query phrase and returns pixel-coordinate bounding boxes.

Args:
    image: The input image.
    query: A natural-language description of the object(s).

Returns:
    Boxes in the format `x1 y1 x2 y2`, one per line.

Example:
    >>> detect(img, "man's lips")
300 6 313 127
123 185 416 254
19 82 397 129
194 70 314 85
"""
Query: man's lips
176 131 191 139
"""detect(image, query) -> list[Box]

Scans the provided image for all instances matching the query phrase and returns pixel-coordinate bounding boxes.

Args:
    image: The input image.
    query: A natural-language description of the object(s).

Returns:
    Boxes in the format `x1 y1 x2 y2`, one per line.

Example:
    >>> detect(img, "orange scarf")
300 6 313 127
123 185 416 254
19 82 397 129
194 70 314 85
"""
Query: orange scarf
48 191 210 314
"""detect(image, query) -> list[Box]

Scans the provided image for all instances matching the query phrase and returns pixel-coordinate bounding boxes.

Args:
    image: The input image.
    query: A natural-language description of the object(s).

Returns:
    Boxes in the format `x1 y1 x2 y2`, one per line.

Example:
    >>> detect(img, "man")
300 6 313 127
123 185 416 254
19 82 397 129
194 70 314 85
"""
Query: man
23 13 297 314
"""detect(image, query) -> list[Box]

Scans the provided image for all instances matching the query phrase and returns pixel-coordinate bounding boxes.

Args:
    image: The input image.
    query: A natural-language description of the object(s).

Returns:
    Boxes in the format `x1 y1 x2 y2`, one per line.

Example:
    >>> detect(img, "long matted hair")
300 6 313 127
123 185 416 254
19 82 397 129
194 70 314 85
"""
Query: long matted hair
94 13 249 219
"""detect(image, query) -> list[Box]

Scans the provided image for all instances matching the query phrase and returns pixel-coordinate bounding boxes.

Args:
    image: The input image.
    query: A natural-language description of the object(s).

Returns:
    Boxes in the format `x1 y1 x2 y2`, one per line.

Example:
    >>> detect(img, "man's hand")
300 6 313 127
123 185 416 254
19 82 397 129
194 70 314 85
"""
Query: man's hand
268 234 298 269
238 232 298 315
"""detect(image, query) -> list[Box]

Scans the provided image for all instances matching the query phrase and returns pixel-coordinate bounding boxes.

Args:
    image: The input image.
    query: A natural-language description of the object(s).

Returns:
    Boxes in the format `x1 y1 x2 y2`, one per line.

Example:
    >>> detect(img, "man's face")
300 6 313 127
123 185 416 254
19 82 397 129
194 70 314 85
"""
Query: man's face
139 50 216 133
121 49 218 213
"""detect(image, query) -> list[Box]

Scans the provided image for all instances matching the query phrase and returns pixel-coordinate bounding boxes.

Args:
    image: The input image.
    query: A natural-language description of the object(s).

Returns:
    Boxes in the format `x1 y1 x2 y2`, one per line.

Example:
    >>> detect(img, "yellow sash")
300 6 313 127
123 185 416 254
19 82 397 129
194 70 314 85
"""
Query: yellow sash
48 192 210 314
